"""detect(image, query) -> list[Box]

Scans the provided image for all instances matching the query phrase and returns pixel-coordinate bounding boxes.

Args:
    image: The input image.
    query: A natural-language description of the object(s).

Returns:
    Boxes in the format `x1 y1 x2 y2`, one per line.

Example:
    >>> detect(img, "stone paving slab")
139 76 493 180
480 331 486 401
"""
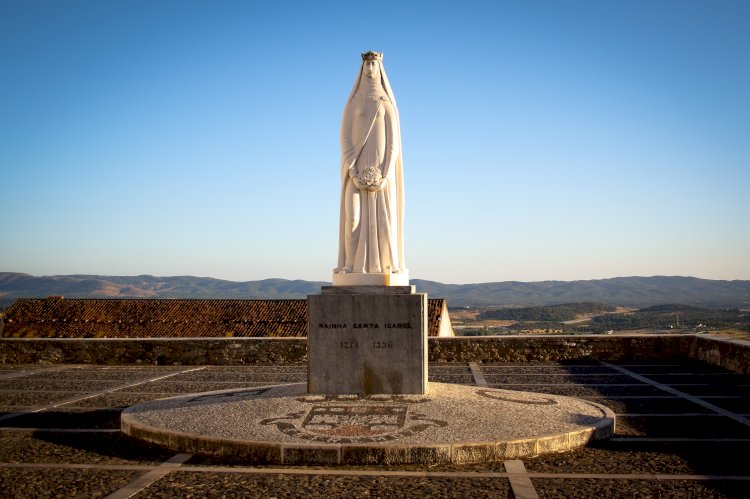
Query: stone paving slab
122 382 614 465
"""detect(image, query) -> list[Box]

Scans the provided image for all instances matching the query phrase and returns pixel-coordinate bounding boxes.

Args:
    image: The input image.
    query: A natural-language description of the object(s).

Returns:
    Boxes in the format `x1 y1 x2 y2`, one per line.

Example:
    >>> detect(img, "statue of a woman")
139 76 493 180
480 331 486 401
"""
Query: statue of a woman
333 51 408 286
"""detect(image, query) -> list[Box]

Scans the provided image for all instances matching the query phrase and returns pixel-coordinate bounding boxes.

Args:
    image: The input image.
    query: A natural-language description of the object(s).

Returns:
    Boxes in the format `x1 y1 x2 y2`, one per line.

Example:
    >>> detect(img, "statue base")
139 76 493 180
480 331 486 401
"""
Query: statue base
332 272 410 286
308 285 427 395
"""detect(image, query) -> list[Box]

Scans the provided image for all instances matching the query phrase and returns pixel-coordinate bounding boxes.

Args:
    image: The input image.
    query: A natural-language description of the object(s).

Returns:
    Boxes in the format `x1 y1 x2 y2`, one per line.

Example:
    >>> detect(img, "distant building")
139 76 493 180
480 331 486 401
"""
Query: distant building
1 297 453 338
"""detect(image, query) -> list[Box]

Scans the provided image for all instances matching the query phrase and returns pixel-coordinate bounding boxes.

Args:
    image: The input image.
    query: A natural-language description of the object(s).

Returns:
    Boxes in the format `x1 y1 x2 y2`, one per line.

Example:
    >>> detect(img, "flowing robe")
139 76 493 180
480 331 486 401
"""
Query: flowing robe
336 73 405 275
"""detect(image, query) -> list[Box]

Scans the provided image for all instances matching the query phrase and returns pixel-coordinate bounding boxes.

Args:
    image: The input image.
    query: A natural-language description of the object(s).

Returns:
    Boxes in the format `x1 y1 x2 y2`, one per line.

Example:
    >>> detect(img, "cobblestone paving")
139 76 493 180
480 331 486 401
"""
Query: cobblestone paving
703 397 750 413
66 392 185 409
0 361 748 498
0 391 90 406
0 468 141 498
145 472 512 498
581 396 717 414
487 383 668 397
483 374 640 384
532 478 747 498
0 432 173 465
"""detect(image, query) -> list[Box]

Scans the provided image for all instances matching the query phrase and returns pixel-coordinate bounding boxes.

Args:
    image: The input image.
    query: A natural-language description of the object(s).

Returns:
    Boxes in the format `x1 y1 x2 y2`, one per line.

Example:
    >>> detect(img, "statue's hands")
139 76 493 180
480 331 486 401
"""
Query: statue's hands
360 177 388 192
351 166 387 191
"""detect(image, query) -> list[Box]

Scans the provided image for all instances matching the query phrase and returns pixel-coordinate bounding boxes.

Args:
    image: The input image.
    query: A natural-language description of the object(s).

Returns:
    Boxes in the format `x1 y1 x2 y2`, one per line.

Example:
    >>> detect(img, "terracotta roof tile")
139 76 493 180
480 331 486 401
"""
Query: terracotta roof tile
2 297 446 338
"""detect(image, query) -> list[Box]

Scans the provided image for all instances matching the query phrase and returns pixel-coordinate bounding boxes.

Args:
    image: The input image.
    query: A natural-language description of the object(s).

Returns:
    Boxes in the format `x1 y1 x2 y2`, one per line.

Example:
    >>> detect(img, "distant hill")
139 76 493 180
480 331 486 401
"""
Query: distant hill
410 277 750 308
1 273 749 309
0 273 327 310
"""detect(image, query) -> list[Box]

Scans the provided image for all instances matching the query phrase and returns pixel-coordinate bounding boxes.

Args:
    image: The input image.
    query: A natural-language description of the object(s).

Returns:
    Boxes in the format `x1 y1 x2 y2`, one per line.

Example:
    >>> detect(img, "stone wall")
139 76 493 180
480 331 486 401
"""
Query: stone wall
0 338 308 366
1 335 748 374
428 335 697 364
689 335 750 375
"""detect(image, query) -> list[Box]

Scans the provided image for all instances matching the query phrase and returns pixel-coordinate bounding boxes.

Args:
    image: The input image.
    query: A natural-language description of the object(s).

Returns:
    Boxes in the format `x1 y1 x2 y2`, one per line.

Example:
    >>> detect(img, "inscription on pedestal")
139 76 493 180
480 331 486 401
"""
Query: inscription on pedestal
307 288 428 395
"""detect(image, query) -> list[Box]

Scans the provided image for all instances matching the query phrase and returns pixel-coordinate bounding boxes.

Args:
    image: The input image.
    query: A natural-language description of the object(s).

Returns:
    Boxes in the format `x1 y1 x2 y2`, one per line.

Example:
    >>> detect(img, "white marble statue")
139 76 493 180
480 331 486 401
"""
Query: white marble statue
333 51 408 286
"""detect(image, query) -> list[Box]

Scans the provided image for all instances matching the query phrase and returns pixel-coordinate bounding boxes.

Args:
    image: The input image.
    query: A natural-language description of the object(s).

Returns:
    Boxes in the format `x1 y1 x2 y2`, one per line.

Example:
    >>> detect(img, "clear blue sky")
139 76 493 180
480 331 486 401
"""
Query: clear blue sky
2 0 748 284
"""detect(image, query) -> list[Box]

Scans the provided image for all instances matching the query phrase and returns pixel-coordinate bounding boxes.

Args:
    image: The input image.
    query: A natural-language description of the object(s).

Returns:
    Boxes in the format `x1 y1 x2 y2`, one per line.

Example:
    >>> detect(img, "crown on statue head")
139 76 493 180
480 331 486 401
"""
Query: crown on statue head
361 51 383 62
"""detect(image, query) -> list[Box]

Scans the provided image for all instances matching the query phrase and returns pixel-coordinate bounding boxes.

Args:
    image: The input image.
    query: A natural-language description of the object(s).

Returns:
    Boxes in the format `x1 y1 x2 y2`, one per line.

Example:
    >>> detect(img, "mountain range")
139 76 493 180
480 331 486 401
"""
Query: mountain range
1 273 749 309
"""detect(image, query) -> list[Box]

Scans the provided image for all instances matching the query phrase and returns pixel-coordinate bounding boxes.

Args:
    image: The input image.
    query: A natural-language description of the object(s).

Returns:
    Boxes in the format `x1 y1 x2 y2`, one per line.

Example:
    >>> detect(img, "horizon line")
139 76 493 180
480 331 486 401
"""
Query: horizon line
1 271 749 285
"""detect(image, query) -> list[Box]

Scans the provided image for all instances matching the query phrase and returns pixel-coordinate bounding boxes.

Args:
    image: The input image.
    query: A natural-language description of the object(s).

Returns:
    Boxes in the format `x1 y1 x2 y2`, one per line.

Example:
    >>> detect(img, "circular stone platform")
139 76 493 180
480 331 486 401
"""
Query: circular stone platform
121 383 615 465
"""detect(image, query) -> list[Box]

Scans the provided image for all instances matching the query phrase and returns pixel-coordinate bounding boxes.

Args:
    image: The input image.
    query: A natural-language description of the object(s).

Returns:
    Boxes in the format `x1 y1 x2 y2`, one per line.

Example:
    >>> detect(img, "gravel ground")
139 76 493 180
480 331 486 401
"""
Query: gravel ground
532 478 746 499
526 441 750 475
128 381 265 393
0 432 173 464
479 362 617 374
65 392 182 408
482 367 617 375
0 380 125 391
671 384 750 397
701 397 750 413
623 363 731 375
0 468 141 498
0 365 34 371
202 366 308 373
174 371 305 382
582 396 712 414
184 457 509 473
3 409 123 429
0 391 89 407
487 384 666 397
614 415 750 437
484 374 639 385
171 373 308 383
427 374 475 384
644 373 750 384
428 365 472 373
142 471 512 498
26 368 187 381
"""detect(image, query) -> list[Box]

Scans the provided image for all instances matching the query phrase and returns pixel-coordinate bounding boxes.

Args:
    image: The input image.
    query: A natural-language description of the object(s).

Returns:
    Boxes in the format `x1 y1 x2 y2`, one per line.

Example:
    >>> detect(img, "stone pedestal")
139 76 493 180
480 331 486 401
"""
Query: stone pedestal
331 272 410 286
307 285 428 395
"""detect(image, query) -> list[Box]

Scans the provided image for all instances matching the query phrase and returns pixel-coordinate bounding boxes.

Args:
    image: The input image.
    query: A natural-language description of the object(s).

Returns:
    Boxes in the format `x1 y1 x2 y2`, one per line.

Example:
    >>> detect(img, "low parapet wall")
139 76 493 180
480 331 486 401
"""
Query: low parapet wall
691 335 750 375
0 337 308 366
432 334 703 363
1 335 748 374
